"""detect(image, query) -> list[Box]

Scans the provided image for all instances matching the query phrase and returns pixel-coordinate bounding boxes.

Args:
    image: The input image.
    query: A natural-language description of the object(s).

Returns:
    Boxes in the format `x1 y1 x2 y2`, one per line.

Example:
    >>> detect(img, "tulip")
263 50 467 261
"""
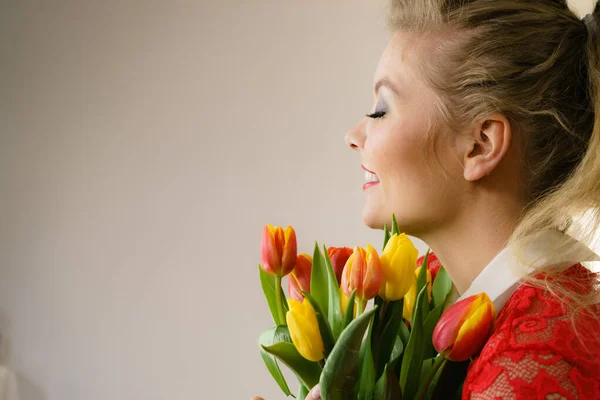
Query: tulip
403 266 432 322
432 293 496 361
286 297 325 362
416 252 442 283
379 233 418 301
288 254 312 302
341 245 382 302
327 246 353 284
260 224 297 277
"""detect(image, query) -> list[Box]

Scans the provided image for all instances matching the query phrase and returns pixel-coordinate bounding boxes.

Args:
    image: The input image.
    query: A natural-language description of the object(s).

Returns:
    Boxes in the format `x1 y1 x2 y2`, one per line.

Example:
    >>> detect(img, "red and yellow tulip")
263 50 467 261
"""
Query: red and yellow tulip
288 254 312 302
286 297 325 362
260 224 297 277
379 233 418 301
417 252 442 283
327 246 353 285
340 245 382 301
432 293 495 361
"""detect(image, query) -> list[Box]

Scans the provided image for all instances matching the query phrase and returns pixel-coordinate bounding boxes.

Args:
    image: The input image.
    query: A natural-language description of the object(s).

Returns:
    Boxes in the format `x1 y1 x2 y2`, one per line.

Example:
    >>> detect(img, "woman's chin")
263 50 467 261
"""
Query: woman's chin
362 207 387 230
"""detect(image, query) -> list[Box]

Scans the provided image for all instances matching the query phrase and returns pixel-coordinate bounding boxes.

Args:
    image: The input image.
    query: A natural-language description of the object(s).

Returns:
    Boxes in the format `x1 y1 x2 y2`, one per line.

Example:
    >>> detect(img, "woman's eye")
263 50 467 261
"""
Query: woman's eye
365 111 386 119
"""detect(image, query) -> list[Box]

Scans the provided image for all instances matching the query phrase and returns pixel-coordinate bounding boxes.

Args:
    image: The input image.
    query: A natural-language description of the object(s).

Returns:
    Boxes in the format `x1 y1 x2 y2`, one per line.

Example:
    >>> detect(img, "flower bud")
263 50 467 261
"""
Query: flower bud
327 246 353 284
340 245 382 301
260 224 297 277
379 233 418 301
288 254 312 302
286 298 325 362
416 252 442 283
432 293 496 361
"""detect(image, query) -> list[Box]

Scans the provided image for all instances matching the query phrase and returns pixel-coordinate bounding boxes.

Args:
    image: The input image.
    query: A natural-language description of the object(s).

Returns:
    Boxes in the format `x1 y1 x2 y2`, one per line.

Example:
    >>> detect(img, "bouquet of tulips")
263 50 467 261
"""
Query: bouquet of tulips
258 215 496 400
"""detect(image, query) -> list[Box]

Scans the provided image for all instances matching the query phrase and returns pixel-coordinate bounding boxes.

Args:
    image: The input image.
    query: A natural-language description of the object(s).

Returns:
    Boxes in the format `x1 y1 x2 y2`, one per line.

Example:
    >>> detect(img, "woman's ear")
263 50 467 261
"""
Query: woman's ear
456 113 512 181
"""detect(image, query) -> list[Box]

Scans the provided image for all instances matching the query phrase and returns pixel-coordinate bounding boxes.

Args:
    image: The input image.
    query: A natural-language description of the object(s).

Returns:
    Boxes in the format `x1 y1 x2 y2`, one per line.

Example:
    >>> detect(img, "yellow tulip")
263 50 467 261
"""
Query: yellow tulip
286 298 324 362
379 233 418 301
403 266 432 322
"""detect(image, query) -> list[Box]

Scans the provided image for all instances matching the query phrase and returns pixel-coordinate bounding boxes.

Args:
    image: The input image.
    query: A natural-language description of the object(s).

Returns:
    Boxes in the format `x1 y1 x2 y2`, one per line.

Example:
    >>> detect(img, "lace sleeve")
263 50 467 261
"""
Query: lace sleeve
462 266 600 400
464 346 598 399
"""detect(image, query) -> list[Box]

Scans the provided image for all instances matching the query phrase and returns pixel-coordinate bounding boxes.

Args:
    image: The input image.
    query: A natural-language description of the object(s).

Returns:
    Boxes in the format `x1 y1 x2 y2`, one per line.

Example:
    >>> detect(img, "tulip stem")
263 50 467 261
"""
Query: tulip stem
356 298 366 316
415 355 447 400
275 276 286 324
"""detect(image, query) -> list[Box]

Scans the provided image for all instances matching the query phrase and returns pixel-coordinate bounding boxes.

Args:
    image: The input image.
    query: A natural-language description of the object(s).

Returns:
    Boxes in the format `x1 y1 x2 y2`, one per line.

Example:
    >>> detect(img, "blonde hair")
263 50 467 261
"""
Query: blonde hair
387 0 600 315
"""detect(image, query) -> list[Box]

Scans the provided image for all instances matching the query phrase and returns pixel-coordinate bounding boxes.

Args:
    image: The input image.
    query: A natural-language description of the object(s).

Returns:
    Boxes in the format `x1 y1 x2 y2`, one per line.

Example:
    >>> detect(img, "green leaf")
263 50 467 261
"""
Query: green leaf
374 364 402 400
429 359 470 400
320 306 379 400
415 253 430 325
398 320 410 348
342 290 357 330
302 291 336 358
259 265 285 326
419 358 435 388
311 242 330 319
416 250 430 299
419 248 430 269
258 326 293 396
422 300 446 359
358 318 376 400
262 342 322 390
432 266 452 309
391 335 404 362
399 285 429 400
391 214 400 236
383 224 391 251
297 384 309 399
374 299 404 377
323 245 343 339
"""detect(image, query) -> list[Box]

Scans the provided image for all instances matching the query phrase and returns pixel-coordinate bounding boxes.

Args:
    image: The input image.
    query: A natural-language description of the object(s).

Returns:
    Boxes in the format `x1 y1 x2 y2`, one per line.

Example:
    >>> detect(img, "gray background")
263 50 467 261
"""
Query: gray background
0 1 596 399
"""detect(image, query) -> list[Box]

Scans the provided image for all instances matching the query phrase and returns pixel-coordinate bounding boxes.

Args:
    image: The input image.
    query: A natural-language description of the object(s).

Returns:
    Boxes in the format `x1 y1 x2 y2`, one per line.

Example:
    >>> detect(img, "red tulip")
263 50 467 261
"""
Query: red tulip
432 293 496 361
260 225 297 277
417 252 441 283
327 246 353 284
288 254 312 302
340 245 382 301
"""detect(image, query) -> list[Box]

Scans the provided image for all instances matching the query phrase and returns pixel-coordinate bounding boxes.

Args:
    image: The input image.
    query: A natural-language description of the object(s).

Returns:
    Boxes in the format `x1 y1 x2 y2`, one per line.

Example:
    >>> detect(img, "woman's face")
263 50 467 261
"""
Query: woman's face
345 31 465 235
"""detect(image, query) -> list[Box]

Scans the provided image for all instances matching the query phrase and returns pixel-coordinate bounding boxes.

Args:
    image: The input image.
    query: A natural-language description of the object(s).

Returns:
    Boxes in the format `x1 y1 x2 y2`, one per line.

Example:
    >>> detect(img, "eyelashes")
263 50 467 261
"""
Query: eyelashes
365 111 386 119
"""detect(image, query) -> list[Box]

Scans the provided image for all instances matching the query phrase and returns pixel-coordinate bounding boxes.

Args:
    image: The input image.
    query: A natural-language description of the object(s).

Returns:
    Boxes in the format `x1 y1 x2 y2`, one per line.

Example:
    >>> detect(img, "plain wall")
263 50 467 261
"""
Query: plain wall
0 1 597 399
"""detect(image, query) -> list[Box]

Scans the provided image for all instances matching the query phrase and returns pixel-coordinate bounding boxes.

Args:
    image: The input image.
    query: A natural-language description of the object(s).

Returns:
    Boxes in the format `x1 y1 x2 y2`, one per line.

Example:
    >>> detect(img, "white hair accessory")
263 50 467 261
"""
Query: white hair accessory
583 13 598 37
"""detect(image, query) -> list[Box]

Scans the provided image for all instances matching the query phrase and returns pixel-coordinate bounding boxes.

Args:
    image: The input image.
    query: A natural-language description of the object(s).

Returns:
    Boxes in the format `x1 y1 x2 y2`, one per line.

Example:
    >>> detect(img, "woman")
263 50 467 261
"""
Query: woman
256 0 600 398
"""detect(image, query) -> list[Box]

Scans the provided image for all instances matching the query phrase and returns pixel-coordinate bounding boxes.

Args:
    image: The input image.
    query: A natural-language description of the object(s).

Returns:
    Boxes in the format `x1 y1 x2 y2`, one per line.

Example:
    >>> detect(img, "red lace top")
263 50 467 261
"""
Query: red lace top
463 263 600 400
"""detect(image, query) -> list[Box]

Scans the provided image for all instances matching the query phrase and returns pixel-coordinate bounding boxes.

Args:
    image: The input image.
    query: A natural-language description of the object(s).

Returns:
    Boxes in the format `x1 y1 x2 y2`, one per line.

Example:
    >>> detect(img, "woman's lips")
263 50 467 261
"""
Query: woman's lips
361 164 380 191
361 164 376 174
363 181 379 191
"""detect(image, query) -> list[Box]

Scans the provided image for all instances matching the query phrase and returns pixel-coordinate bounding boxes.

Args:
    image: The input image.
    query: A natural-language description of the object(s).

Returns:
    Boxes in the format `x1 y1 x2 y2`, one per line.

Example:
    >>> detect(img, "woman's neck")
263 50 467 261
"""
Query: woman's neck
416 196 524 295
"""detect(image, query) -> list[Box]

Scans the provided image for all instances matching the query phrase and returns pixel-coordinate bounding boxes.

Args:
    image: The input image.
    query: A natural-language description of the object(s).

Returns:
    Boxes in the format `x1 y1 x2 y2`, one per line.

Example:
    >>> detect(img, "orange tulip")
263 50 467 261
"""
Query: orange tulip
260 224 297 277
288 254 312 302
327 246 353 284
432 293 496 361
416 252 442 283
340 245 382 301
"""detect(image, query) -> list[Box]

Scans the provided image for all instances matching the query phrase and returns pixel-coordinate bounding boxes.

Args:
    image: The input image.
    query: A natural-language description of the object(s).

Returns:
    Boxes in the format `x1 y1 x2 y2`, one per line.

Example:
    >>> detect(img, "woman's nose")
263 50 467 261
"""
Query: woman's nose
345 120 366 151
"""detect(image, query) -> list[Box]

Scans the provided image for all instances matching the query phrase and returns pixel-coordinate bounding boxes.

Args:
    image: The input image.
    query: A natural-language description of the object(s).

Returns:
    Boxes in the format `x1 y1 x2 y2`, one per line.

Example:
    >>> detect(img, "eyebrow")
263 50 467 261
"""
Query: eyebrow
374 78 401 97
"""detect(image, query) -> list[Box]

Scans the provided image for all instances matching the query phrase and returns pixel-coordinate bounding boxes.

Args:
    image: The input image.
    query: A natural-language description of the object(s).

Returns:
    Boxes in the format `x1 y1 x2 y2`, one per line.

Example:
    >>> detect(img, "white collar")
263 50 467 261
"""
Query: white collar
456 229 600 312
